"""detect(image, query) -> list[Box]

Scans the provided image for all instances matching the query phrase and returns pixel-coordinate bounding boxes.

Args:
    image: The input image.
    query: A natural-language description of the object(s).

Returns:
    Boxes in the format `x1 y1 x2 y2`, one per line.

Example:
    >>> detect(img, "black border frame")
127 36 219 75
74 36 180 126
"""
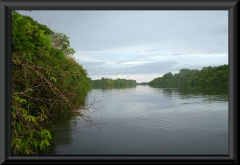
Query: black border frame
0 0 239 164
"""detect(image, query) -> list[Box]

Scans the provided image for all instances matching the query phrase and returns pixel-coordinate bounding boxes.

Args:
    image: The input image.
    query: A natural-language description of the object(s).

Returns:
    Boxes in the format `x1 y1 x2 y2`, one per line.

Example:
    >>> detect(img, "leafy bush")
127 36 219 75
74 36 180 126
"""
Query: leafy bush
12 11 91 155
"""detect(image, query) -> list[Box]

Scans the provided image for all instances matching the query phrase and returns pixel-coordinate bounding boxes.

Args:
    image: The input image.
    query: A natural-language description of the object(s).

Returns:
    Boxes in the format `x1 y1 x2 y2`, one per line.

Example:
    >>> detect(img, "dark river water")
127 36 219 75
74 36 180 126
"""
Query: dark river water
42 85 228 155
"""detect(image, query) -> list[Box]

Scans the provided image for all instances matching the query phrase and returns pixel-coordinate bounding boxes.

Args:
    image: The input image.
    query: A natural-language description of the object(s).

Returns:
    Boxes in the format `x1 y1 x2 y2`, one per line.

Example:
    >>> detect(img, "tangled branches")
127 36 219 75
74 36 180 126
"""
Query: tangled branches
11 12 97 155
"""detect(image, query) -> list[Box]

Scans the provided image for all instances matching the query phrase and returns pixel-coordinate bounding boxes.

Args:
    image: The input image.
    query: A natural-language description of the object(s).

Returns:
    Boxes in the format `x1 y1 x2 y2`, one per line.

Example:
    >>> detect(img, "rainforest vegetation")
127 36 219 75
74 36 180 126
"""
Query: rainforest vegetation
149 64 228 88
11 11 228 155
137 82 149 85
91 78 137 88
11 11 92 155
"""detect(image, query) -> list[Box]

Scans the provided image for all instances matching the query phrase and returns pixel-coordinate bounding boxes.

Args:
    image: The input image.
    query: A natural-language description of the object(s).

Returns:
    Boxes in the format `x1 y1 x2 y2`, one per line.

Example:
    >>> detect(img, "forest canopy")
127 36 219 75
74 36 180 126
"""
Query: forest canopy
91 78 137 88
148 64 228 88
11 11 91 155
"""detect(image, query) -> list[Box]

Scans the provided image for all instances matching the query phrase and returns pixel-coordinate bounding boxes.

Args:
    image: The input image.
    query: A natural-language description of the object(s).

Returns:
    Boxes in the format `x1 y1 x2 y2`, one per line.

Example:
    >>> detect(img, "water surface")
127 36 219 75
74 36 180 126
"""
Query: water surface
43 85 228 155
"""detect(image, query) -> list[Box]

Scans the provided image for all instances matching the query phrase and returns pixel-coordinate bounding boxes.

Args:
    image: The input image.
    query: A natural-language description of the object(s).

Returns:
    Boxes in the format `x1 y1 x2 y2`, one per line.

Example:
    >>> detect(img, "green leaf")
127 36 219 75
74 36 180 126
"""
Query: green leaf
45 129 52 139
46 140 50 146
46 71 50 77
20 108 28 115
33 139 38 150
40 130 44 139
31 116 37 125
50 76 57 83
39 106 46 114
27 53 32 60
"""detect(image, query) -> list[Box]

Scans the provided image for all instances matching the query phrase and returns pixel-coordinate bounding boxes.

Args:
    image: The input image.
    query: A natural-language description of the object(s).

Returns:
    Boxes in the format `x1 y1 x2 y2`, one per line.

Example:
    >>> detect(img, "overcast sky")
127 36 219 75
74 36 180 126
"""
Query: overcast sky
17 10 228 83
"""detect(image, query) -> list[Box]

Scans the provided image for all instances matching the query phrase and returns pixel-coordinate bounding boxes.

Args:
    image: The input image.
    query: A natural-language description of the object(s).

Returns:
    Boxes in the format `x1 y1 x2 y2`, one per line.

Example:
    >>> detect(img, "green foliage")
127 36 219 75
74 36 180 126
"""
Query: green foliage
12 94 51 155
91 78 137 88
12 11 91 155
50 33 76 56
149 65 228 88
137 82 149 85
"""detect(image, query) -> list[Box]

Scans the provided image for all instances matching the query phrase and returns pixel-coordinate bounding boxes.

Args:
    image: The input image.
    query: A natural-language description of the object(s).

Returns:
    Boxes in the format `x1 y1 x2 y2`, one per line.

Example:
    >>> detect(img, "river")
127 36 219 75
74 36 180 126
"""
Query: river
41 85 228 155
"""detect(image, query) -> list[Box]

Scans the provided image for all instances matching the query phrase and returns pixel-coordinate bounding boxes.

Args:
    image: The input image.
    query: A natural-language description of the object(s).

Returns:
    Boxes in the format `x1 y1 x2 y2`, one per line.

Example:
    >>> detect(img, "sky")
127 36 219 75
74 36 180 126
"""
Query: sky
17 10 228 83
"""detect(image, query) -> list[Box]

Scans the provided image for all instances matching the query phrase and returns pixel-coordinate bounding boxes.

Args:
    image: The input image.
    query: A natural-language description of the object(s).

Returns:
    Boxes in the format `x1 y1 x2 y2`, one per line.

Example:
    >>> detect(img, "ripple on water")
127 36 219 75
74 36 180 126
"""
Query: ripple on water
47 86 228 155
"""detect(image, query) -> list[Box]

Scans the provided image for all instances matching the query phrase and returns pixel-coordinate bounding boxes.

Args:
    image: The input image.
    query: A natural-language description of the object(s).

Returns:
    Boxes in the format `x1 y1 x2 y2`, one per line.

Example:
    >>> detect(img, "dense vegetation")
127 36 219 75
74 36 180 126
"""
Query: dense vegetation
91 78 137 88
149 65 228 88
11 11 228 155
11 12 92 155
137 82 149 85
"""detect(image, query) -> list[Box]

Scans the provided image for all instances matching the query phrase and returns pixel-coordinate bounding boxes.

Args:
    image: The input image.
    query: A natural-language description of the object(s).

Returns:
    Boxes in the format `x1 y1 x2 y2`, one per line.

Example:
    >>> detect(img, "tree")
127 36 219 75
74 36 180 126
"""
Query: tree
91 78 137 88
11 12 93 155
149 65 228 88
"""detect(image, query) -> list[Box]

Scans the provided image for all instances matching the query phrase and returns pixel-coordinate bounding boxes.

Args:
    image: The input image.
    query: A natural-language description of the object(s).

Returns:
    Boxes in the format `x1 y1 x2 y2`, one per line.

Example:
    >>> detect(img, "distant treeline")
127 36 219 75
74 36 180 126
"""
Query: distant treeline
137 82 149 85
91 78 137 88
149 64 228 88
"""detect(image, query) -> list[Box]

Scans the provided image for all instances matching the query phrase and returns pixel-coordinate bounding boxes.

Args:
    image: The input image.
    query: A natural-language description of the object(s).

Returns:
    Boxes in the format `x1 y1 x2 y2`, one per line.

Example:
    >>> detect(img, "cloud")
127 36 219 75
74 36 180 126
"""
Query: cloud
172 53 182 56
82 61 106 67
86 60 178 76
18 10 228 82
115 59 133 64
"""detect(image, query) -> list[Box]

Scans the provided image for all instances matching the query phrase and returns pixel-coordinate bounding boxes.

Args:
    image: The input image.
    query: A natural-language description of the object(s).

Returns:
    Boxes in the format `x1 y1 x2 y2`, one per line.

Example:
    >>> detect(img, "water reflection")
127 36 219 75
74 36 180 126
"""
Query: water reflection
162 88 178 97
153 86 228 102
177 86 228 102
39 116 76 155
41 85 228 155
